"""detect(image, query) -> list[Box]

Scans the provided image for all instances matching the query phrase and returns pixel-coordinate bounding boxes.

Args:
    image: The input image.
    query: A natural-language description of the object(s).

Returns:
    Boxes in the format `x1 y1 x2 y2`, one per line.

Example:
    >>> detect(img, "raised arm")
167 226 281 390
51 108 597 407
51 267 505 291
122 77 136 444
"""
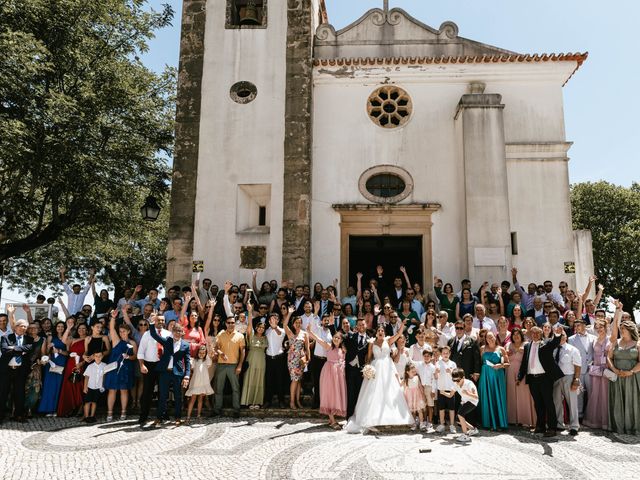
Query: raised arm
581 275 596 303
399 266 411 290
511 268 526 297
223 281 233 318
180 292 191 318
283 306 295 339
108 310 119 346
121 306 137 334
389 319 407 345
83 268 95 295
251 271 259 296
306 324 332 350
191 282 205 317
57 297 71 319
593 283 604 308
356 272 363 301
246 303 254 339
498 290 505 316
371 284 381 306
61 317 75 345
433 276 444 302
610 300 623 344
204 299 215 336
6 304 16 331
90 275 97 298
20 304 33 323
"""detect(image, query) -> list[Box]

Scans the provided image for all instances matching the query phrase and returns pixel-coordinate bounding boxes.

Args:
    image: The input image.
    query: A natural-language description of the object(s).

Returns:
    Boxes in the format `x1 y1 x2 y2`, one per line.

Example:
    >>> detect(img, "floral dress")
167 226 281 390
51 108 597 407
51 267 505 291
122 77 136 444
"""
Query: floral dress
287 333 306 382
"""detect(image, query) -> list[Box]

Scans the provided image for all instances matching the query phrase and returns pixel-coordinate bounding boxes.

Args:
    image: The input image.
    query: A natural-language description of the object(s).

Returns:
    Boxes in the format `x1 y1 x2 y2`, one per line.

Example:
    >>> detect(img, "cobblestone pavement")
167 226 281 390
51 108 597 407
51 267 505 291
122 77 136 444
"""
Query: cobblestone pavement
2 416 640 479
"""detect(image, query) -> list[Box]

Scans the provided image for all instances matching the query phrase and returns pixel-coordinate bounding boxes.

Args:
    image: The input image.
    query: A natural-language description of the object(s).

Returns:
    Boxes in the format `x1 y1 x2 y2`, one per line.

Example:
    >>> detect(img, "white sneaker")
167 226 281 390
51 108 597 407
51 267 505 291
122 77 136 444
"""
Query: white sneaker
420 422 427 432
411 422 417 431
106 415 113 422
467 427 479 436
119 414 127 421
435 424 445 433
449 425 457 434
456 434 471 443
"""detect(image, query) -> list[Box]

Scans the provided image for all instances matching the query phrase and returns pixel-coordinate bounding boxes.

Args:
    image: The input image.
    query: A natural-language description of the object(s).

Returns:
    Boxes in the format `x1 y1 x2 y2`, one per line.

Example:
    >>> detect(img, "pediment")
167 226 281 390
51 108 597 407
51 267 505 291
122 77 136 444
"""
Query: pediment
315 8 517 60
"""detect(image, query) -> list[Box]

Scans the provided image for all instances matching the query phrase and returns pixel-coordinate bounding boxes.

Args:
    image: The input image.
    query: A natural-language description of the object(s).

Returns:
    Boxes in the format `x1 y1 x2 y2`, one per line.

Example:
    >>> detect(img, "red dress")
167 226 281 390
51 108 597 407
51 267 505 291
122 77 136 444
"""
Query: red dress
184 326 206 356
57 339 86 417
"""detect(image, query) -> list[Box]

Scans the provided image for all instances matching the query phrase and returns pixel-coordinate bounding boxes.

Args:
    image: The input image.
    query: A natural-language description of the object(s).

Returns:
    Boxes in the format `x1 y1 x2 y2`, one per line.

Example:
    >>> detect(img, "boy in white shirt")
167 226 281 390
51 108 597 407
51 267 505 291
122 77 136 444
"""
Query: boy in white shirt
434 345 457 434
442 368 479 443
83 350 107 423
415 347 436 432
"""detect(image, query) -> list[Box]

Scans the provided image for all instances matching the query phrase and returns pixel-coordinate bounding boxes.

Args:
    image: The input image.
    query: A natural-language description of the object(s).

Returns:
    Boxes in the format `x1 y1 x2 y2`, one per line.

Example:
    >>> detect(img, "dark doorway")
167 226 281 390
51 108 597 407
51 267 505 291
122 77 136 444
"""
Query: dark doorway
348 236 423 293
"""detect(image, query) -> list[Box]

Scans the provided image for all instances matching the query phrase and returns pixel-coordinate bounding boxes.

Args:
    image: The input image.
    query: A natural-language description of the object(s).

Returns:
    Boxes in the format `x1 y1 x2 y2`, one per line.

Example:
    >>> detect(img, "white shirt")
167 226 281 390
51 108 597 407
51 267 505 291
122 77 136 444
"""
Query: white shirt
436 359 457 391
437 323 456 348
555 343 582 376
472 316 497 334
527 341 545 375
63 282 91 315
453 379 479 406
301 313 317 332
349 334 368 367
415 360 436 388
265 327 285 356
167 339 181 370
409 342 429 362
137 328 171 362
311 322 332 358
84 362 107 390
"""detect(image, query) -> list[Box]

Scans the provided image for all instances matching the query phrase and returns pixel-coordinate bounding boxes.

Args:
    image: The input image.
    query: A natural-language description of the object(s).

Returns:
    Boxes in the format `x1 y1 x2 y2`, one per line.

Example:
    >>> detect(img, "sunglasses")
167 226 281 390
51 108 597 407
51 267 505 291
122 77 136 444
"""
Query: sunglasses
226 321 235 325
455 326 464 330
138 323 148 327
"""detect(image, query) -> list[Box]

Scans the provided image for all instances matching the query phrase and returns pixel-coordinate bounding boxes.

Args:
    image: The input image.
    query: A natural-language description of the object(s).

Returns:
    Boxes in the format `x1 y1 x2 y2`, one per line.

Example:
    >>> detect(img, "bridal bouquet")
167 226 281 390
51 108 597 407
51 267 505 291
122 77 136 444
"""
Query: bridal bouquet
362 364 376 380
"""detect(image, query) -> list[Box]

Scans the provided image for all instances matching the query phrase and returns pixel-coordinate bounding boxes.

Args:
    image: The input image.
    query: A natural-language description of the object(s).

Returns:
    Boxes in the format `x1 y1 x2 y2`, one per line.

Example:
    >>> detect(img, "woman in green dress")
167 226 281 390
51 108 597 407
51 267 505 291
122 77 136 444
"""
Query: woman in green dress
433 276 459 324
241 304 268 409
608 302 640 435
398 299 420 346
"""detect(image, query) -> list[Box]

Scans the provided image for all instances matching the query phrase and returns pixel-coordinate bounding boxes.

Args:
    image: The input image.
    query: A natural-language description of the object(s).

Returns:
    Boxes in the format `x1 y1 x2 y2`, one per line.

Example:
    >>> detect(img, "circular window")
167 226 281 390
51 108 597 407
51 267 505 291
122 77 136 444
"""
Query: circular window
365 174 405 198
359 165 413 204
230 81 257 104
367 86 412 128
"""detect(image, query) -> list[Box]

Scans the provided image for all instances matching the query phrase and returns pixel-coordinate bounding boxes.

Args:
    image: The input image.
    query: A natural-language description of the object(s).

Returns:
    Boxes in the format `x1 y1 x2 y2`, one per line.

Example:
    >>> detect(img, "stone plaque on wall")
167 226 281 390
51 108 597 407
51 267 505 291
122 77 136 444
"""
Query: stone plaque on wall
240 246 267 269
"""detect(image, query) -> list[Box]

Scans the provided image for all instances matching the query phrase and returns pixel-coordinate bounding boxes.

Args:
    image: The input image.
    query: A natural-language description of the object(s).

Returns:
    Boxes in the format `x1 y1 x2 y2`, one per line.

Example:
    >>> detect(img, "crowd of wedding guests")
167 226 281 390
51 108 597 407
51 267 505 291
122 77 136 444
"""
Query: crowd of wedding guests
1 265 639 440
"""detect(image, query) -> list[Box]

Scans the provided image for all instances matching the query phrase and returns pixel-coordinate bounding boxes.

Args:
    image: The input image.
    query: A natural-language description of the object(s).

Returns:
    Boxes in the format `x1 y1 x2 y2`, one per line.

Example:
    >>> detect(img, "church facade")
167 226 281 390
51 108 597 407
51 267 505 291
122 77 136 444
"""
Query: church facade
167 0 593 294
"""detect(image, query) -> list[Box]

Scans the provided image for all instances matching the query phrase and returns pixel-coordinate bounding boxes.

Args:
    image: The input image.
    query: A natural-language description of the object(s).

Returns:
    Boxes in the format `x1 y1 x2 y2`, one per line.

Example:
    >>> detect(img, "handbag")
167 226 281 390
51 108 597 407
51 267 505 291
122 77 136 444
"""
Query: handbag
603 368 618 382
588 365 604 377
69 370 83 384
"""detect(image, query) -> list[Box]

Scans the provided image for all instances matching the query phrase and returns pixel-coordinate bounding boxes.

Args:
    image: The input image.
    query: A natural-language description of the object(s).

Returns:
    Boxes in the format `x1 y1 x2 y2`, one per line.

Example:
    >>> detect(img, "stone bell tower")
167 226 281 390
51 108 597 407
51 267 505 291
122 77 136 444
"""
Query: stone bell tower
166 0 326 286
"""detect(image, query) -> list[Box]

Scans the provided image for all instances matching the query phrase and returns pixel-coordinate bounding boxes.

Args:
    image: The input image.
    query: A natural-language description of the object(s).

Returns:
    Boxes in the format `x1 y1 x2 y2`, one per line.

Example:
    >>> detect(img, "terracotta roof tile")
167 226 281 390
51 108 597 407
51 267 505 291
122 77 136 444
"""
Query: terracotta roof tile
313 53 588 85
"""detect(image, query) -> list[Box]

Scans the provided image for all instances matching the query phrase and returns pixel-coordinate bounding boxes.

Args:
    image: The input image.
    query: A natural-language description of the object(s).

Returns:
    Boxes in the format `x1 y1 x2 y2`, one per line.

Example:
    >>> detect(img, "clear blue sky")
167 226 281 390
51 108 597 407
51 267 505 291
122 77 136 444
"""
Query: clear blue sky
143 0 639 186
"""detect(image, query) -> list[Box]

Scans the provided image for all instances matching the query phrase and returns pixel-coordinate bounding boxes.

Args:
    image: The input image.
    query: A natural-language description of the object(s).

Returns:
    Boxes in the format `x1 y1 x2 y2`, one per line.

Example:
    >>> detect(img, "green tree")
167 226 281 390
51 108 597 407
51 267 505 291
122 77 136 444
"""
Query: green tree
6 189 169 301
0 0 175 263
571 181 640 311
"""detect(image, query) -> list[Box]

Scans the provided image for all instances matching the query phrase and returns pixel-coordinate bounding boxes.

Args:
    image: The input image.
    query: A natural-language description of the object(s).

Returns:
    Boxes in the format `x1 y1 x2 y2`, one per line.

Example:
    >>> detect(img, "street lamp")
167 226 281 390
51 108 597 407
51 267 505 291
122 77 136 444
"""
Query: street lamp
140 195 161 221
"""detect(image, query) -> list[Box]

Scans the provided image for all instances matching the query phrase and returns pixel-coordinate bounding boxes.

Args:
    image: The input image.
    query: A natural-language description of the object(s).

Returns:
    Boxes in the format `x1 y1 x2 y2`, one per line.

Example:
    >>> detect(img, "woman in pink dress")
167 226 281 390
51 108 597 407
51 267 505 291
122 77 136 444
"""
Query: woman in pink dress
583 319 610 429
506 328 536 427
496 316 511 347
307 326 346 430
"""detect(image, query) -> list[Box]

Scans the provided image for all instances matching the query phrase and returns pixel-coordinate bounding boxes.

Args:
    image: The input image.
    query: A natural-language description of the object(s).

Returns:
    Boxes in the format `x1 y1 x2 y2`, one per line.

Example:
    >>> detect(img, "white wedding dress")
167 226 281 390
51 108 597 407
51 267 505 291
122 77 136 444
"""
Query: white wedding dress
345 339 414 433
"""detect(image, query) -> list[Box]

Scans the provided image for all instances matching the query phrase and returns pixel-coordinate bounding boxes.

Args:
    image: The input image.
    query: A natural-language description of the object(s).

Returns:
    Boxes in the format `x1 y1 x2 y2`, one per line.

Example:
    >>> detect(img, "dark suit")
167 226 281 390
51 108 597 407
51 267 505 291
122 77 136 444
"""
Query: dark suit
448 335 481 422
150 327 191 420
448 335 481 379
0 333 36 420
344 331 370 418
518 334 563 431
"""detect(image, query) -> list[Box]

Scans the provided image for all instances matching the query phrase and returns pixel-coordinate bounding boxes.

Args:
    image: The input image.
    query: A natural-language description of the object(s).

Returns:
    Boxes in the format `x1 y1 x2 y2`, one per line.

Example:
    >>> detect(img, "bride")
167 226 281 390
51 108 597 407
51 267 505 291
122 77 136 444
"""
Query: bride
346 322 414 433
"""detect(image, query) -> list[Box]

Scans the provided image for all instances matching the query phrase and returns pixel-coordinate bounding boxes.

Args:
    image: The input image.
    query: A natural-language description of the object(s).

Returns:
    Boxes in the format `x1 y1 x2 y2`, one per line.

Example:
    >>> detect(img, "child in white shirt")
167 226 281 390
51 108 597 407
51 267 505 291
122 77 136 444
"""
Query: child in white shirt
433 345 457 433
441 367 479 443
415 347 436 431
83 350 107 423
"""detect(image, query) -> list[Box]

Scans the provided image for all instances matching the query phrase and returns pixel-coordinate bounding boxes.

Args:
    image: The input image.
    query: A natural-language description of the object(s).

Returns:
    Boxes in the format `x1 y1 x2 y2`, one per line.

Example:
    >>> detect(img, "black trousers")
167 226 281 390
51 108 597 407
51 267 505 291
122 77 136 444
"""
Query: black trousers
139 361 159 422
0 367 27 419
311 355 327 408
528 374 557 431
346 364 363 418
265 354 288 405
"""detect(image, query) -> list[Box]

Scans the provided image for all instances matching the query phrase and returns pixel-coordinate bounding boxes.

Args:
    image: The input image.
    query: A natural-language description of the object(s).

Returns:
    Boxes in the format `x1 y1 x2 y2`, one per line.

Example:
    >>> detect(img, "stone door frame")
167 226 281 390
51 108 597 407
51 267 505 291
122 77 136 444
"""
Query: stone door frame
332 203 441 297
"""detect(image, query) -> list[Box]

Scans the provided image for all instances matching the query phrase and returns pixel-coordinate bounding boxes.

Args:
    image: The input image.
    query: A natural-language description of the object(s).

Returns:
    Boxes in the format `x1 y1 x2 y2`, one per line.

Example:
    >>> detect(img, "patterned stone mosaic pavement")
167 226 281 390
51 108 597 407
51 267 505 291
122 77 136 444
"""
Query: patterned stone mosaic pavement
2 416 640 479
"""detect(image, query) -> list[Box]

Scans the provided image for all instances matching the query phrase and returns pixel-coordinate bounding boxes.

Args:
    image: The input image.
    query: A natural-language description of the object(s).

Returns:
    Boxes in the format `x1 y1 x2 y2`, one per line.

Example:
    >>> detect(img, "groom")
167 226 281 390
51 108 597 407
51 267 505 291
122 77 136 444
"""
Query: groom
344 318 370 418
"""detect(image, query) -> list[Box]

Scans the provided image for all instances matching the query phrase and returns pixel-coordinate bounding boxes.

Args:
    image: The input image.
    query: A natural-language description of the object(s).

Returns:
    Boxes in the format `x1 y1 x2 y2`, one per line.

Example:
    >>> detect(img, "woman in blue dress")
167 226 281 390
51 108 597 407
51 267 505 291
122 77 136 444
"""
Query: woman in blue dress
478 331 509 430
38 321 69 415
104 311 138 421
455 288 476 322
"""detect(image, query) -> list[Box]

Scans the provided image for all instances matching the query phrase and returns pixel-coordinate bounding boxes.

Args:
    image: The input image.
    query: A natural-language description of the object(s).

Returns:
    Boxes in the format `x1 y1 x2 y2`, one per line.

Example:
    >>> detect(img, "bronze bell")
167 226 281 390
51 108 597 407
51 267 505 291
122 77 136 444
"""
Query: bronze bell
240 1 260 26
